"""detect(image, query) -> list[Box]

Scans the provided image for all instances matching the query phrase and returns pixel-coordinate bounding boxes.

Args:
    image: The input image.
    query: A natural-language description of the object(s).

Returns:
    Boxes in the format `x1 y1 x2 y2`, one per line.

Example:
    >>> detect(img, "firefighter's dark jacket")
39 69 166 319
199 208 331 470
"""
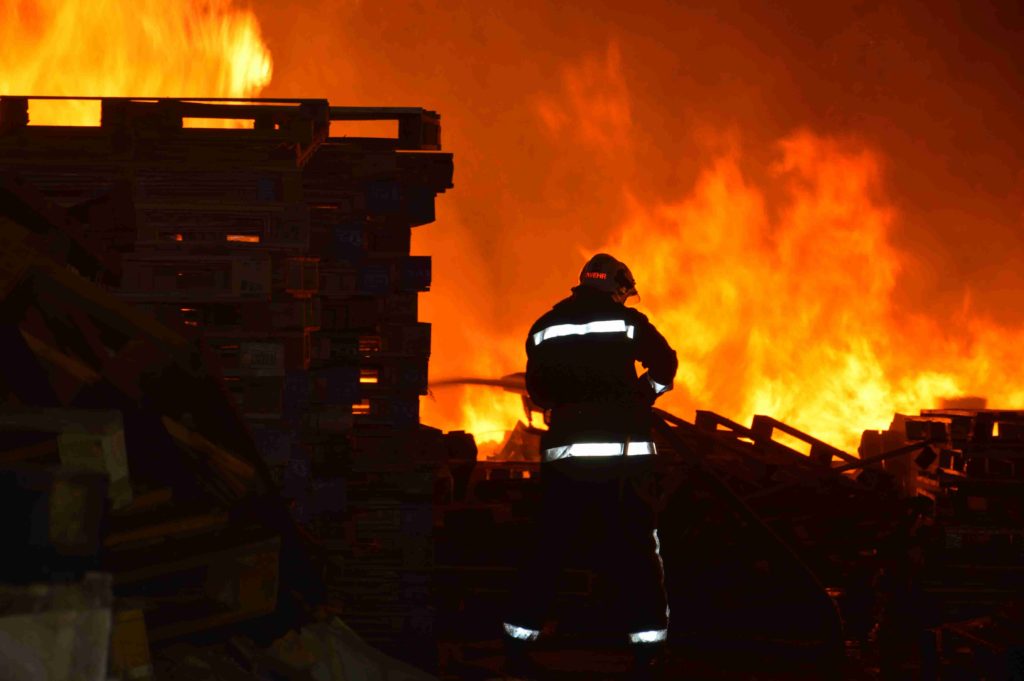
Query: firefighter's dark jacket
526 286 678 453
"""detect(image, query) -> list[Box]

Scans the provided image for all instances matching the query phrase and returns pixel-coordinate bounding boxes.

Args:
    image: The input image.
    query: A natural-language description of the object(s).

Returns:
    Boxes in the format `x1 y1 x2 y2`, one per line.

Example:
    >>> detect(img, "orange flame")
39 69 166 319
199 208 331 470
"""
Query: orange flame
419 40 1024 456
439 127 1024 454
612 131 1024 452
0 0 272 125
605 132 933 451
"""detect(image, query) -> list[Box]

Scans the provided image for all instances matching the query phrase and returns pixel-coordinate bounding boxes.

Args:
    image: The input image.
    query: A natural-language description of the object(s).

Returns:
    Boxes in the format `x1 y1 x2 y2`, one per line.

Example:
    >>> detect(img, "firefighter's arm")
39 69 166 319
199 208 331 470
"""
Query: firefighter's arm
525 357 558 409
633 314 678 401
524 332 557 410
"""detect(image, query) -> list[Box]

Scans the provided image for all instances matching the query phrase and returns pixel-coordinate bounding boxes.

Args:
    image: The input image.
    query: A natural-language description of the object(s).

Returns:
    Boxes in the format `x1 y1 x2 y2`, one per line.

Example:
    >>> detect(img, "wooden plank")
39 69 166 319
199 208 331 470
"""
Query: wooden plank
330 106 438 118
751 414 859 465
0 217 35 297
161 416 256 493
104 511 230 549
164 100 326 121
147 600 276 643
0 96 28 131
19 329 102 385
28 249 192 361
0 173 120 279
108 608 152 681
0 438 59 465
0 407 122 434
5 213 195 364
110 534 279 584
110 488 174 517
7 96 319 105
115 534 282 643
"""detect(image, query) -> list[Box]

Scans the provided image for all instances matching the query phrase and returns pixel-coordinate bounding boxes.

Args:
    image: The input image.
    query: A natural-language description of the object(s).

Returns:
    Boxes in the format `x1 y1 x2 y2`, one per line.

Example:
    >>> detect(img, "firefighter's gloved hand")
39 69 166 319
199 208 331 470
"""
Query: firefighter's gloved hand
636 372 658 406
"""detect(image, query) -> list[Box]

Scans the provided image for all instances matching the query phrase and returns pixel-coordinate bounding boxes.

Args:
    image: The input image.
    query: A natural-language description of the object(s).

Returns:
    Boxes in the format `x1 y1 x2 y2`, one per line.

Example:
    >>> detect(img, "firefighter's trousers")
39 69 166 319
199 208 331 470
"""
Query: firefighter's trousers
504 458 669 644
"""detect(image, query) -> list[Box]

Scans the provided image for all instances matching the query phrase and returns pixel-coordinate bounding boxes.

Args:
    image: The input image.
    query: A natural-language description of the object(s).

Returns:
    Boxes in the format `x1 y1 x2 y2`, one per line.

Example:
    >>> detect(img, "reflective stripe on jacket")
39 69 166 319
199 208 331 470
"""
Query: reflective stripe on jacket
543 440 657 462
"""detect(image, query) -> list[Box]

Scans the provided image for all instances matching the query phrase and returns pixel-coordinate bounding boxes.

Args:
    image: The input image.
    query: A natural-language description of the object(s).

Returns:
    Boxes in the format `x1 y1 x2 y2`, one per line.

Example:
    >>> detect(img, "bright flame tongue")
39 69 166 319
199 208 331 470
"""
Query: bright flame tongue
600 131 1021 452
462 388 523 459
606 132 912 451
0 0 272 125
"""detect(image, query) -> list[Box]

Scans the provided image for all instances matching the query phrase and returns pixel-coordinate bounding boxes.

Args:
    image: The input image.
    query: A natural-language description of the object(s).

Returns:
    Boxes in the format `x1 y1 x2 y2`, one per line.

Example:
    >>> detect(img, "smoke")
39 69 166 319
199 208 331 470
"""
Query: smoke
252 0 1024 430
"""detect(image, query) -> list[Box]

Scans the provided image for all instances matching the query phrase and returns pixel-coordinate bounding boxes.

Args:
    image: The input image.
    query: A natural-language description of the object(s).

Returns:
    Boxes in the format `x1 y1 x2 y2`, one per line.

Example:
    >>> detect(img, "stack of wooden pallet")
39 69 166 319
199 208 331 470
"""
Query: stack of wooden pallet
0 95 453 670
300 105 450 670
881 409 1024 623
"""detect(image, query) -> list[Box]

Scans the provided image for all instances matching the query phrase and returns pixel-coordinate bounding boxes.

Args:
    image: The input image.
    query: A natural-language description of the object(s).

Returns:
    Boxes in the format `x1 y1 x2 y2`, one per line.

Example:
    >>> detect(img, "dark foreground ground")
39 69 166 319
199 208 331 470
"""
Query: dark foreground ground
439 636 885 680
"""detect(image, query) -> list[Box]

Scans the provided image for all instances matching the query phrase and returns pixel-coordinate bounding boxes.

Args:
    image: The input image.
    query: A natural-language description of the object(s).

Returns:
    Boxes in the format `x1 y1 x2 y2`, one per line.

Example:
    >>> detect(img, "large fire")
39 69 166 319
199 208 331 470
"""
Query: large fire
430 129 1024 455
0 0 271 125
6 2 1024 457
600 131 1021 452
405 27 1024 457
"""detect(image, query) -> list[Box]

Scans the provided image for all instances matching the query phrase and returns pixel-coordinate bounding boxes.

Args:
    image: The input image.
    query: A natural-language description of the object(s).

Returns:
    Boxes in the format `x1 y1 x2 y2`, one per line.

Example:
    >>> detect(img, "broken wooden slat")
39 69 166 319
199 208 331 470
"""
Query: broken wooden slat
161 416 256 496
104 511 230 549
19 329 102 386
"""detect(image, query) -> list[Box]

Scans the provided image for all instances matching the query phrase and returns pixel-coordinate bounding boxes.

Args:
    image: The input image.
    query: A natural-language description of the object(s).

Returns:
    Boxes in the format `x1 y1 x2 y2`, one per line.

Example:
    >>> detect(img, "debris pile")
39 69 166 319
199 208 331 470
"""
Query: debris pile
0 96 452 678
867 407 1024 675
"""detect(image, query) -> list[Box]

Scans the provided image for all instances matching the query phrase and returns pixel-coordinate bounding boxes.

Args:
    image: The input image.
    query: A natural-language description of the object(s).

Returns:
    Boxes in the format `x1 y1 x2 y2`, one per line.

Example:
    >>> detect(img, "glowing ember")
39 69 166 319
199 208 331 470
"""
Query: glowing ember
0 0 272 125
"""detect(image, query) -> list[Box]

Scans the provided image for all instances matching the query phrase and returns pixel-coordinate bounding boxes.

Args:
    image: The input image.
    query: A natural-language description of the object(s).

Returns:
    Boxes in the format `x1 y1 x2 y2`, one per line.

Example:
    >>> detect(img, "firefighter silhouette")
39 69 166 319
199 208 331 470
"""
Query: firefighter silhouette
503 253 678 678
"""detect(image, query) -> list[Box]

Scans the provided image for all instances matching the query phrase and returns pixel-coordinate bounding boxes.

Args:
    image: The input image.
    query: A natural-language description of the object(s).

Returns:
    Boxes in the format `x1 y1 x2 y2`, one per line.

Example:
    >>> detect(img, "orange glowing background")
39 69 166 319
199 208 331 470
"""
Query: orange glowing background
5 1 1024 454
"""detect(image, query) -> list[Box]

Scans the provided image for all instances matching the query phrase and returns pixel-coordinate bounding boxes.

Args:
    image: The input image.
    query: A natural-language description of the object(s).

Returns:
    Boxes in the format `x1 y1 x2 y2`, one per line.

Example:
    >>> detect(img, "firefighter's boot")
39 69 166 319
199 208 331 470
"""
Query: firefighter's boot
629 641 665 680
502 635 542 680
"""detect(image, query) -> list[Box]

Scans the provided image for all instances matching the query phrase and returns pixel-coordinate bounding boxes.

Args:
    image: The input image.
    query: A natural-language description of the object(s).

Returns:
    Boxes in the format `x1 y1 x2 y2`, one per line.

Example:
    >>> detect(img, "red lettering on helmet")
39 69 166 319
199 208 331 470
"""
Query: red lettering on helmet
585 272 607 279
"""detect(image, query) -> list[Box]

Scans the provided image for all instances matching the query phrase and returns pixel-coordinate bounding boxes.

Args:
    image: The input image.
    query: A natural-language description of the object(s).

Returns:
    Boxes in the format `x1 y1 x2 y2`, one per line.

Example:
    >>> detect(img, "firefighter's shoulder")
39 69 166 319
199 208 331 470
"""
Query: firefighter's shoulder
529 307 559 332
625 307 652 326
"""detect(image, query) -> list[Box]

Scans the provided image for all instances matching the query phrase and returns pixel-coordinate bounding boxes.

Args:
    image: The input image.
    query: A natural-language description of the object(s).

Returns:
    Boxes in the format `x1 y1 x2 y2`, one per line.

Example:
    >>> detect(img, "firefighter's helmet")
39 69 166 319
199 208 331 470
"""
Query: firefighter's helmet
579 253 638 298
